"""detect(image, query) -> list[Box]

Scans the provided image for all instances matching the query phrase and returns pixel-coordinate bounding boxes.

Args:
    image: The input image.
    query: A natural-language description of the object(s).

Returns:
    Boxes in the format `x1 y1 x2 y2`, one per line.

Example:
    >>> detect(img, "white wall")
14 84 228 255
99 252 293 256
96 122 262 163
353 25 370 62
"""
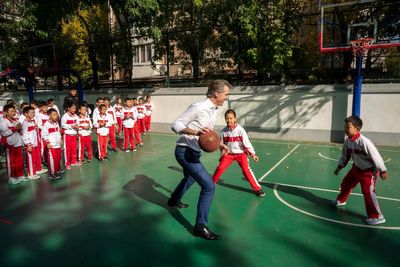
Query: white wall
2 83 399 146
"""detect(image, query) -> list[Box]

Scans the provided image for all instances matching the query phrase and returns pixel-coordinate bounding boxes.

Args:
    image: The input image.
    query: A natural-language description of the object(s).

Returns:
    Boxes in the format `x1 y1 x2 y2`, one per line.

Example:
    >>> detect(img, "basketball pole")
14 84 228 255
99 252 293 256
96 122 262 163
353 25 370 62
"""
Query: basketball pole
352 53 363 117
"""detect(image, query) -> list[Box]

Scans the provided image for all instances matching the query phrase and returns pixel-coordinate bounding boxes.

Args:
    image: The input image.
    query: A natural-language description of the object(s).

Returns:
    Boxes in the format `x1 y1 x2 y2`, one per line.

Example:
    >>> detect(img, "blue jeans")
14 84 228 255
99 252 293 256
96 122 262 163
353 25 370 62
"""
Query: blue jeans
170 146 215 225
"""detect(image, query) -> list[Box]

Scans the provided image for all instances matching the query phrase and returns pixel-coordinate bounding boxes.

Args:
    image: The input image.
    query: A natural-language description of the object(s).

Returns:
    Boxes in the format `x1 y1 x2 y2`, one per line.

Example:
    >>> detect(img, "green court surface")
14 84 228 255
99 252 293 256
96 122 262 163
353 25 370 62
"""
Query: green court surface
0 133 399 267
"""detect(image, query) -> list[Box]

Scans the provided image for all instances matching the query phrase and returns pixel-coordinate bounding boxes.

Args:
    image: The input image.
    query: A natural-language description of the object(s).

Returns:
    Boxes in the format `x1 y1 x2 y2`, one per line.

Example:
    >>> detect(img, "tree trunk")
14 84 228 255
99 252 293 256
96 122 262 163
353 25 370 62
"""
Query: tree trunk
78 14 99 89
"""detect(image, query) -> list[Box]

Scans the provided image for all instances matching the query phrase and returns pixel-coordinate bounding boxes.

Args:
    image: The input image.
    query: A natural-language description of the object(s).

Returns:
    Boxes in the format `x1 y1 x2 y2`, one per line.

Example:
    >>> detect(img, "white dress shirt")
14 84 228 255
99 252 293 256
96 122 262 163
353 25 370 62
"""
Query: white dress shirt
171 98 219 152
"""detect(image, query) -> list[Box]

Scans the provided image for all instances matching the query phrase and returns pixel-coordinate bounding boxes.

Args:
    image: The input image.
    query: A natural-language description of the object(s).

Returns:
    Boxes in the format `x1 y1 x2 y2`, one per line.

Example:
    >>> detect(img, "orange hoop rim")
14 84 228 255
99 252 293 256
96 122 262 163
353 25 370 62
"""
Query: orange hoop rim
351 38 375 56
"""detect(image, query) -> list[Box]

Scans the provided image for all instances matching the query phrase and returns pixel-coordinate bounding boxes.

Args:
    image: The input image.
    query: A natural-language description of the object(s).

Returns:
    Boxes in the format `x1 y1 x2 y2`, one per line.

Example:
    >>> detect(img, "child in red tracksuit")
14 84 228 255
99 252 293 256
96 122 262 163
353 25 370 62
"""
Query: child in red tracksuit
78 105 93 163
37 100 49 166
212 109 265 197
93 104 112 161
0 104 26 184
104 97 117 152
137 98 146 135
122 98 138 152
332 116 388 225
144 95 154 132
114 97 123 135
21 106 41 179
42 108 63 180
61 102 80 170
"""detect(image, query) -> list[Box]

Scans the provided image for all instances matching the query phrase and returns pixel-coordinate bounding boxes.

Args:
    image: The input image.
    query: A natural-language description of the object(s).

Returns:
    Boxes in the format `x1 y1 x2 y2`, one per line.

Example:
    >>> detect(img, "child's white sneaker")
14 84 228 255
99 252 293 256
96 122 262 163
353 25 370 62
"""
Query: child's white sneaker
330 200 346 207
17 176 30 182
36 168 48 174
28 175 40 180
8 177 20 185
365 216 386 225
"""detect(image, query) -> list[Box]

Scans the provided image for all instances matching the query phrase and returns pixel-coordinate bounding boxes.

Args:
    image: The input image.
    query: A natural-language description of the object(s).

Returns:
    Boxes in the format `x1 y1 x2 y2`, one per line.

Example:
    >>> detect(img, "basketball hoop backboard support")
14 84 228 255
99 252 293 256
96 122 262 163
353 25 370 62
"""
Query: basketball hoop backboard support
319 0 400 116
319 0 400 53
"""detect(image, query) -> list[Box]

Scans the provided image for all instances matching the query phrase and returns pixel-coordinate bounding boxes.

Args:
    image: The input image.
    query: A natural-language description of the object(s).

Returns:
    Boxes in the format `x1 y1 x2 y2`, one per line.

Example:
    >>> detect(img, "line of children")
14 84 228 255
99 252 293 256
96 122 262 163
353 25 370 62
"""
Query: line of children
1 95 153 184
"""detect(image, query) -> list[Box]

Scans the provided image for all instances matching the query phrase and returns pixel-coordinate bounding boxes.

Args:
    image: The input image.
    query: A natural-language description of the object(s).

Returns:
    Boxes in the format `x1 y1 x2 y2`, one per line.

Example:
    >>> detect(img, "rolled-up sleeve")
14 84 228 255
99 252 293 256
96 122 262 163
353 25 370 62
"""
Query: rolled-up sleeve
171 104 197 134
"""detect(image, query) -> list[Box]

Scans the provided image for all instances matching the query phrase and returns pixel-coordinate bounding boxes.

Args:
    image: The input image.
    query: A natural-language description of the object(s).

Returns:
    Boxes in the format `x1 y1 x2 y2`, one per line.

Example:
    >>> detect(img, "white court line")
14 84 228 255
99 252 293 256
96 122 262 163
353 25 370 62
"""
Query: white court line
151 132 400 153
258 144 300 182
272 184 400 230
318 152 391 163
261 181 400 202
252 140 400 153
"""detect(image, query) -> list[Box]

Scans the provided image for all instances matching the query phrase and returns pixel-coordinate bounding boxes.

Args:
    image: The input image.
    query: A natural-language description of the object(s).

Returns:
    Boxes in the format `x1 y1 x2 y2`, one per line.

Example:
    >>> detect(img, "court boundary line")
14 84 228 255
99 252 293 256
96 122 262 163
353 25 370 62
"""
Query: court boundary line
260 181 400 202
272 184 400 230
318 152 391 163
150 132 400 153
258 144 300 182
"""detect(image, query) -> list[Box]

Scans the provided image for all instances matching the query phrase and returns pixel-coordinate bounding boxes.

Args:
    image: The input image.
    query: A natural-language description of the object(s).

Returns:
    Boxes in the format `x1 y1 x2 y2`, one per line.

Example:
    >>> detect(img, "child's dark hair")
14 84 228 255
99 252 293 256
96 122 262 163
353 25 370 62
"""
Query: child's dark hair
38 100 47 108
225 109 236 118
82 101 88 106
23 106 34 114
132 97 137 101
345 116 363 129
47 98 55 104
31 100 38 106
79 104 87 110
67 101 77 109
7 99 14 105
20 102 29 109
96 97 104 102
103 97 110 102
3 104 15 113
47 108 57 116
99 104 107 109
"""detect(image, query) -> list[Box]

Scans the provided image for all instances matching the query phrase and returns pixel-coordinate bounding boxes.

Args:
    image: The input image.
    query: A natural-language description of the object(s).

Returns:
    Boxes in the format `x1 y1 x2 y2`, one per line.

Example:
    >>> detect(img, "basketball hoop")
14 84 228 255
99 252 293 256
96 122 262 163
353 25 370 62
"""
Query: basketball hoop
351 38 375 57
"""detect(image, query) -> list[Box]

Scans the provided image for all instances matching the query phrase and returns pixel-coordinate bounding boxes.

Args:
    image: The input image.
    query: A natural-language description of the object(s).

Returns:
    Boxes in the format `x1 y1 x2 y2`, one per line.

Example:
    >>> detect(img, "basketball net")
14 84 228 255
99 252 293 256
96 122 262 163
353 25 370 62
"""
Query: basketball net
351 38 375 57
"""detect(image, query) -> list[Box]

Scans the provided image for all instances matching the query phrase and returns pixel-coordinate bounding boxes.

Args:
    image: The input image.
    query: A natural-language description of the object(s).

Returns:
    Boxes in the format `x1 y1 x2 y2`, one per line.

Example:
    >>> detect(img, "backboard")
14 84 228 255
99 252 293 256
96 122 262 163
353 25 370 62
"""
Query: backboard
320 0 400 52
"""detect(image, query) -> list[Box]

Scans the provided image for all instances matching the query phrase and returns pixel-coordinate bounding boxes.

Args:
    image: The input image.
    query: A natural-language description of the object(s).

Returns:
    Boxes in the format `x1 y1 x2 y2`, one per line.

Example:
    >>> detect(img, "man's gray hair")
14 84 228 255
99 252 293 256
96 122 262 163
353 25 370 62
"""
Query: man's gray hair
206 80 232 97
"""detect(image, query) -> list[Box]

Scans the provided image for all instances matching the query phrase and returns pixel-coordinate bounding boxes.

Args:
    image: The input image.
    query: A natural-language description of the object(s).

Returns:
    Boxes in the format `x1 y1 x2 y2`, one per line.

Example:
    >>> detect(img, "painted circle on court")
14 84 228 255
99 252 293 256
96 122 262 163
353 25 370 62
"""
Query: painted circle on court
273 184 400 230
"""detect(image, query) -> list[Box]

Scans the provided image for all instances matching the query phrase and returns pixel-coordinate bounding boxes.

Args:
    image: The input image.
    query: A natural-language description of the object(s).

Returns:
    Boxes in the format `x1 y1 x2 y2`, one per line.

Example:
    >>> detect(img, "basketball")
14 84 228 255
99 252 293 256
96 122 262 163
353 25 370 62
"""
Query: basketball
198 131 220 153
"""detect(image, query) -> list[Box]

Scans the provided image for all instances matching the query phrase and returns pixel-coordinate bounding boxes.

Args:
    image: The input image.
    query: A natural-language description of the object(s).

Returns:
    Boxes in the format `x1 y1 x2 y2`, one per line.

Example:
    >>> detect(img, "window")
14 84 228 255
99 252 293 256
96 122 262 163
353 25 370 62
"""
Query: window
133 46 140 63
141 45 146 62
147 44 152 62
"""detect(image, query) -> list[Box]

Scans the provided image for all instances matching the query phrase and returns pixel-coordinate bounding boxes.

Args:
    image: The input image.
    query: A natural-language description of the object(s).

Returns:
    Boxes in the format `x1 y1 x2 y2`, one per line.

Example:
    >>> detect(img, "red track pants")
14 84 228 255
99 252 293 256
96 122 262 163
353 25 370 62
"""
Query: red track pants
97 135 108 159
79 135 92 161
134 123 142 144
336 164 383 219
116 117 123 134
212 153 261 191
64 134 78 167
26 146 40 176
145 115 151 131
48 147 61 175
137 118 145 134
109 124 117 149
124 127 135 150
5 146 24 178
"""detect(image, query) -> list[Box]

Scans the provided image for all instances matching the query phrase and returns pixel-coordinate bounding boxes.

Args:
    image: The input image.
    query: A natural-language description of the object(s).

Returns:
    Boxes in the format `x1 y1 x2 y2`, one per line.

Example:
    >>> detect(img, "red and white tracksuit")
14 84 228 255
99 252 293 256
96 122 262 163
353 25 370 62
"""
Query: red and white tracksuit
136 105 146 134
336 133 387 219
107 106 117 149
0 117 24 178
93 113 112 159
212 124 261 191
144 102 153 132
61 112 79 167
122 107 138 150
42 121 62 175
38 111 49 163
114 104 123 134
78 115 93 161
22 118 40 176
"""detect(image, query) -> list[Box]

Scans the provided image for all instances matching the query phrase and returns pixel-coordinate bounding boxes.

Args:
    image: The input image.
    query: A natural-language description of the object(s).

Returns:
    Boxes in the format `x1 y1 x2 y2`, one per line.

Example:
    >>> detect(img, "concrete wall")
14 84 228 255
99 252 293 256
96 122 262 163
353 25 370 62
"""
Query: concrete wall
1 83 399 146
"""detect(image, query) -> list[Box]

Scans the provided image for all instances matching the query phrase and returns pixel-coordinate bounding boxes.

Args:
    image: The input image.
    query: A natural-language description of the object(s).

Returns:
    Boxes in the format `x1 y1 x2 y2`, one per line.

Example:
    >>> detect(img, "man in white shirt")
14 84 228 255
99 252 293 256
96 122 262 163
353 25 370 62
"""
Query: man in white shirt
169 79 231 240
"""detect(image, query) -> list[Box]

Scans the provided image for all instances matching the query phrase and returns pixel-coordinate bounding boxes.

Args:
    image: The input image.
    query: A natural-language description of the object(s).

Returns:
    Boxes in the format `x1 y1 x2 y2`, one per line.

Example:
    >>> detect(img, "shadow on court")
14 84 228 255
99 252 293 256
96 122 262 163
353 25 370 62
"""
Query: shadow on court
262 182 365 220
123 174 193 235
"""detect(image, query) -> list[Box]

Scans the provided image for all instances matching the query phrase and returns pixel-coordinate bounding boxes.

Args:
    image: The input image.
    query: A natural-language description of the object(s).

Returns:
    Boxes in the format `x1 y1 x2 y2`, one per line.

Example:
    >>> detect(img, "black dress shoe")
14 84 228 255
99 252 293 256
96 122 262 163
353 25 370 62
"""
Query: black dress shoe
194 226 222 240
167 198 189 209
